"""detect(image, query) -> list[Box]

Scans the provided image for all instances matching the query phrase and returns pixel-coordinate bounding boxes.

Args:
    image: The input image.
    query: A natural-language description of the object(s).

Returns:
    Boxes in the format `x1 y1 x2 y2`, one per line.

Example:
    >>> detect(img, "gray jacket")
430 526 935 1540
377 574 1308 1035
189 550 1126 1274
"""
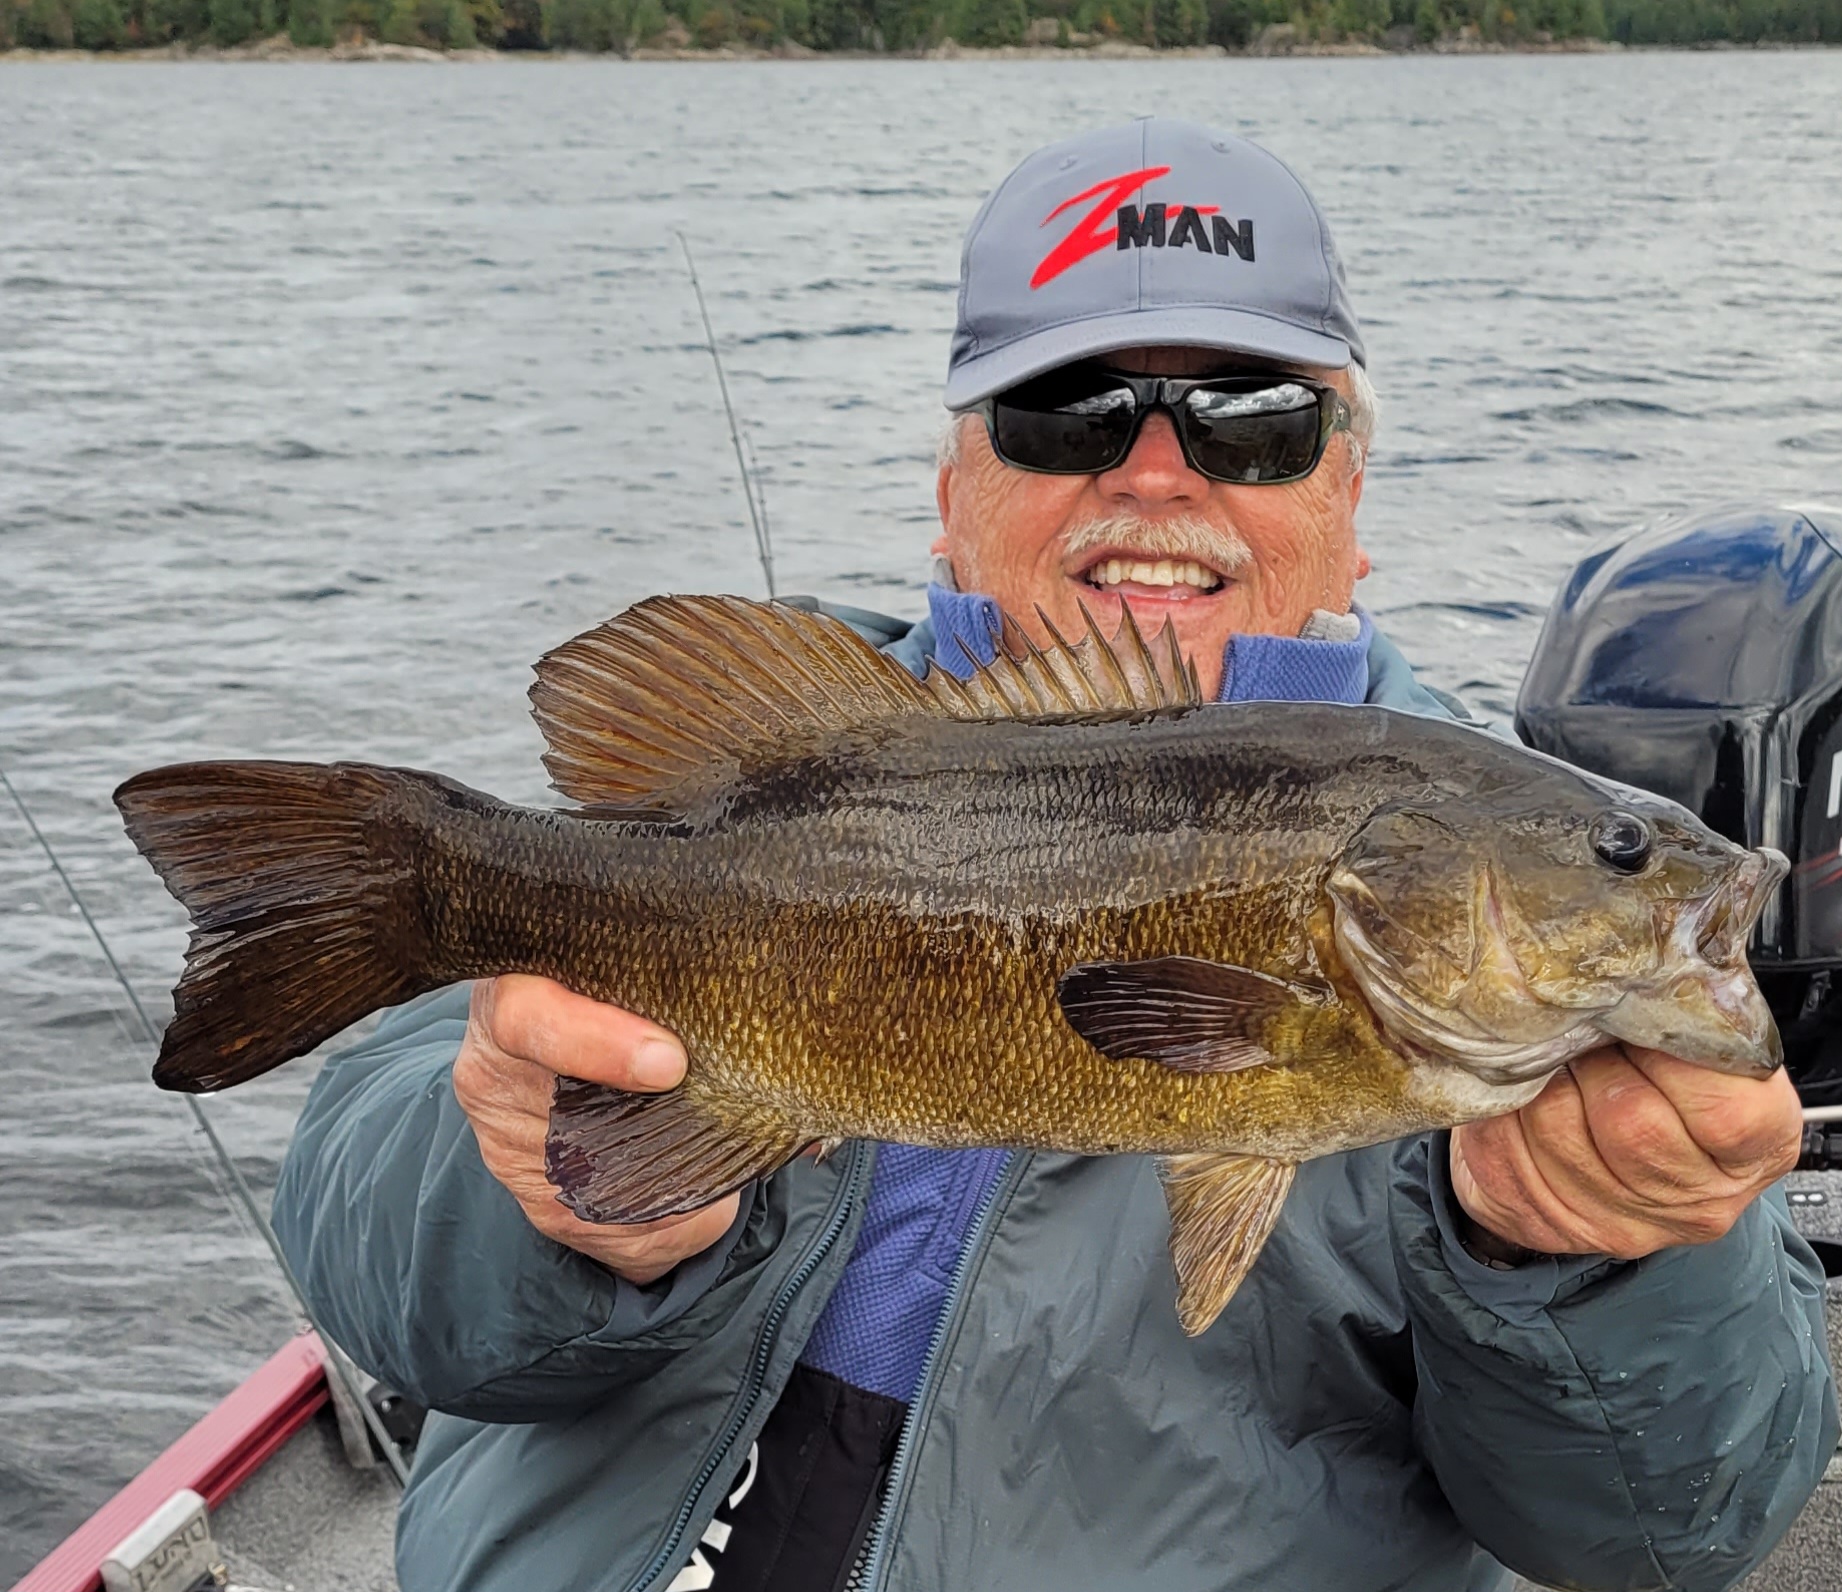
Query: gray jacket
272 608 1837 1592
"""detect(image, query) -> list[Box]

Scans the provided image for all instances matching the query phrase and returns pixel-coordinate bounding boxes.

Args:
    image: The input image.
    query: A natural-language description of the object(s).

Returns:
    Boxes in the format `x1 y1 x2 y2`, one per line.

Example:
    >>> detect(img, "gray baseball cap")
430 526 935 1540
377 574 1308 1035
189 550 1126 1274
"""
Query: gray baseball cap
945 117 1365 411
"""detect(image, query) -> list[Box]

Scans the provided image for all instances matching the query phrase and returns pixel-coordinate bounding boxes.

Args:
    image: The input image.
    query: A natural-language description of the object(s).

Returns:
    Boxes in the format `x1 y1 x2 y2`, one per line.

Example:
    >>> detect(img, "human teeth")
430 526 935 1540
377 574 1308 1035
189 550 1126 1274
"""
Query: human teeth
1087 557 1224 591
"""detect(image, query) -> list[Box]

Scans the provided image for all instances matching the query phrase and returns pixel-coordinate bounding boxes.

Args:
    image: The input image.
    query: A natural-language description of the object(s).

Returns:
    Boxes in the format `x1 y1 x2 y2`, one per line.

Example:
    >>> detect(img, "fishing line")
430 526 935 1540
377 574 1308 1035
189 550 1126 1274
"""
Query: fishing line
0 764 412 1488
677 229 777 598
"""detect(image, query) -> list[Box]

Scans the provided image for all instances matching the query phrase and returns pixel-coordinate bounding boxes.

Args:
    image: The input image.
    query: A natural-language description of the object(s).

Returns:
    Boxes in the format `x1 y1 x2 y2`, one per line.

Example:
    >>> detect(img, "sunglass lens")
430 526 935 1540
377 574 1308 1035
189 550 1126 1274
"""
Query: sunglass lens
991 372 1139 474
1181 382 1323 483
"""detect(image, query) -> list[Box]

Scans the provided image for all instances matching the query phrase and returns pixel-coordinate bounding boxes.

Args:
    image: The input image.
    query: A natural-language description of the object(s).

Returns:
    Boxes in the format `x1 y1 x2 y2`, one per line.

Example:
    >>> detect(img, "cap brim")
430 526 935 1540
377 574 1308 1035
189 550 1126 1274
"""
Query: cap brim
943 306 1353 410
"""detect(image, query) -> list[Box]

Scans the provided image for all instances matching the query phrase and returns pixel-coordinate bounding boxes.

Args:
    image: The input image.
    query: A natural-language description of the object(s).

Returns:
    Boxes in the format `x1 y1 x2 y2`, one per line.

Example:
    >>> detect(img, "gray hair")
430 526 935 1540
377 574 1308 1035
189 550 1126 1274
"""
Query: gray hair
937 361 1380 479
1342 361 1378 477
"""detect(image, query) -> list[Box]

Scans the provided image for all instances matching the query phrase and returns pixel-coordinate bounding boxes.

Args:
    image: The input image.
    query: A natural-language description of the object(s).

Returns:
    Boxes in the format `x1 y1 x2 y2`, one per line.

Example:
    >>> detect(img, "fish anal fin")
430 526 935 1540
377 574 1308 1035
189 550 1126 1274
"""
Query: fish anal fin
544 1077 804 1223
1161 1153 1296 1335
1056 956 1329 1073
531 595 1203 809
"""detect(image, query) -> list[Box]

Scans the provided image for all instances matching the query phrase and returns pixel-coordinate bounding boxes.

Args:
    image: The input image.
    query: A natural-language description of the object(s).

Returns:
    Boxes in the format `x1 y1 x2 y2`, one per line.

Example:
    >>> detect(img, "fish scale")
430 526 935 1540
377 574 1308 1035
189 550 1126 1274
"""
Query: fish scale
114 594 1787 1334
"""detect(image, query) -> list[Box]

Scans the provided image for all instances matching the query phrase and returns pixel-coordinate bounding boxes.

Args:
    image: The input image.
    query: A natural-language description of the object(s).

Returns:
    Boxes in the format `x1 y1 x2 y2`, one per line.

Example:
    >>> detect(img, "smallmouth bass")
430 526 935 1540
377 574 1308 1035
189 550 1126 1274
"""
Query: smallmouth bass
116 596 1786 1333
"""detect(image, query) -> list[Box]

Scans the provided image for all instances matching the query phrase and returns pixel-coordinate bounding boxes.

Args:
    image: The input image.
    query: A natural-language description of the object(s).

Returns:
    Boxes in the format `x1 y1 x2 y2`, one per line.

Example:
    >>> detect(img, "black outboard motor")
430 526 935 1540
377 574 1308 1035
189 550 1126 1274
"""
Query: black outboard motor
1516 503 1842 1132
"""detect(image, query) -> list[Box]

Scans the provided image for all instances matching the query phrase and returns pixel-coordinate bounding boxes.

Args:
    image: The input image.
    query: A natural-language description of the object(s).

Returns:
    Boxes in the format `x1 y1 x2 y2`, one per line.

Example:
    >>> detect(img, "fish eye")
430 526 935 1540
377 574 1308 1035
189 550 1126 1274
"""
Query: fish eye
1589 811 1653 874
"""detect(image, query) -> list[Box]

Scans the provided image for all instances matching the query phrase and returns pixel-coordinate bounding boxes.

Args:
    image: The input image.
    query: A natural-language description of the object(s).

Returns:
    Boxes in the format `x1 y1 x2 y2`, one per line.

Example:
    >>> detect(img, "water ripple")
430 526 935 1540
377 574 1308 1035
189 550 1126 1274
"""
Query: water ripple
4 52 1842 1578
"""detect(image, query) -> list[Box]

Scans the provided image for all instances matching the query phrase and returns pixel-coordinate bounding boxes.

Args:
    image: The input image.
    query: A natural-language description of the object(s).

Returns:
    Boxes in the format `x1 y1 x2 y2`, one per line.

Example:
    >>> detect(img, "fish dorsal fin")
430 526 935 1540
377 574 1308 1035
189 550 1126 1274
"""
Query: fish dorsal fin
1161 1153 1296 1335
530 595 1200 807
924 603 1200 720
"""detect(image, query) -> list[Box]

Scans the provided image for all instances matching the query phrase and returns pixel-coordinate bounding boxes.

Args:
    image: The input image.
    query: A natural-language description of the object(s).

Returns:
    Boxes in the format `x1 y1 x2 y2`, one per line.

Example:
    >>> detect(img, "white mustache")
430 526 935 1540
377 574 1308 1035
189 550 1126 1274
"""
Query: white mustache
1063 513 1253 577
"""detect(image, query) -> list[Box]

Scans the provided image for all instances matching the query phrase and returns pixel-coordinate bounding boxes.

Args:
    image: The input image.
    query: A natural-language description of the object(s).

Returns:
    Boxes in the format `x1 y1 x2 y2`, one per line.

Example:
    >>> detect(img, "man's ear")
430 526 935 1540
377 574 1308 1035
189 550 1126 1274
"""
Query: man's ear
936 461 954 533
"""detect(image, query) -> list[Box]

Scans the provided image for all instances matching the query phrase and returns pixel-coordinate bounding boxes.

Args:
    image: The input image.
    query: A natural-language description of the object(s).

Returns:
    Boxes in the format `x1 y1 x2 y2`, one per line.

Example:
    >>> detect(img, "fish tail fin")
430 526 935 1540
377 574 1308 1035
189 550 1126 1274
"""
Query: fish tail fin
114 760 451 1093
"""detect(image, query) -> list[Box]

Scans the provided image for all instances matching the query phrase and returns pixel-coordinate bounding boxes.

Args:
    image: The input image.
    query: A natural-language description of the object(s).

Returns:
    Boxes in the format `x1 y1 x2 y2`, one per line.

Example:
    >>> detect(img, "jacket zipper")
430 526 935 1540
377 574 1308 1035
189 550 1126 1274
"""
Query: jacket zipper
633 1139 874 1592
851 1151 1028 1592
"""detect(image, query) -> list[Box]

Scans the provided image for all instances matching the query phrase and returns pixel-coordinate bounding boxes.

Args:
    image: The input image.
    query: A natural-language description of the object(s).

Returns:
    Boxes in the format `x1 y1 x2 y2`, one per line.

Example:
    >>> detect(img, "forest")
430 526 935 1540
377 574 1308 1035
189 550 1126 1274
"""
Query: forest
4 0 1838 65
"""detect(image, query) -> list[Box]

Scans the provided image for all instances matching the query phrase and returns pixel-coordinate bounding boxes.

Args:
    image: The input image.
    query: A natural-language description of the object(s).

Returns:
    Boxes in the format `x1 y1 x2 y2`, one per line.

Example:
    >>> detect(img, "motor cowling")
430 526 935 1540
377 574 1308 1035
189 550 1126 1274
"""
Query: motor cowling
1516 502 1842 1105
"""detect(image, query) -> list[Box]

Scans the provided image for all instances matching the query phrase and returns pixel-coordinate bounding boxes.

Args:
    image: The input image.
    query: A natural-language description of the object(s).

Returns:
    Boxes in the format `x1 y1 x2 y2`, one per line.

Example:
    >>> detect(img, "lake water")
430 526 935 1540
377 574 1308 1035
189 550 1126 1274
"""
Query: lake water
2 50 1841 1575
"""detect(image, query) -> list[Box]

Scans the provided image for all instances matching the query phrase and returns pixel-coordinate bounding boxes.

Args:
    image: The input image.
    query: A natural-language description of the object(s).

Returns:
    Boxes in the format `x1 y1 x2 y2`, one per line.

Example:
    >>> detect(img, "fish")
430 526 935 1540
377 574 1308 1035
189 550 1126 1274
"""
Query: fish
114 594 1788 1335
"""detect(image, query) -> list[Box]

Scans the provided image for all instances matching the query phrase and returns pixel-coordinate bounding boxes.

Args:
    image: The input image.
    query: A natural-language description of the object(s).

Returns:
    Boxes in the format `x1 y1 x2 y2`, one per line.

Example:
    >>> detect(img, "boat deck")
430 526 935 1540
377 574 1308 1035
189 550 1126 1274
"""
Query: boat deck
212 1406 400 1592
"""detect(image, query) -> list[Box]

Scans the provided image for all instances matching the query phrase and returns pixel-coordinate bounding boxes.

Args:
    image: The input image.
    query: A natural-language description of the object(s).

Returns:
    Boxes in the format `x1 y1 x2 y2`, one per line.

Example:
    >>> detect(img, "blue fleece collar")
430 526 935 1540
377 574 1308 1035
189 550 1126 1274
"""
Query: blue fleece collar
925 582 1371 706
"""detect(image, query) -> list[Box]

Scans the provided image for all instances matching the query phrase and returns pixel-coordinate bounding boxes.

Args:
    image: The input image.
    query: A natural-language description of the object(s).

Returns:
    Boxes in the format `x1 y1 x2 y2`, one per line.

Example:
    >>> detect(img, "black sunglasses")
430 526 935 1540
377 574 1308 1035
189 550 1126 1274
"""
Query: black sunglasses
974 365 1353 486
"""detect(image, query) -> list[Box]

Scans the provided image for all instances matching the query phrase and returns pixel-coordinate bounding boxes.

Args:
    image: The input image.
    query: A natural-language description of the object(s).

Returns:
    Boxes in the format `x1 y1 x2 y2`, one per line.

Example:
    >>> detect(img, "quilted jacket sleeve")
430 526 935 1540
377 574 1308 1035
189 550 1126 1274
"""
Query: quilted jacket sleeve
1393 1133 1837 1591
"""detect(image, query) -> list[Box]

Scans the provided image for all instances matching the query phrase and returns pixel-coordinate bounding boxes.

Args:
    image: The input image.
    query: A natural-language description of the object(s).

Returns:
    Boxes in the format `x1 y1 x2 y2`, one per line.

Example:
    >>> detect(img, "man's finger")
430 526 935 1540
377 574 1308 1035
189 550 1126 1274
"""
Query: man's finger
1620 1046 1803 1174
473 974 686 1091
1563 1045 1718 1201
1510 1073 1692 1256
1503 1069 1663 1251
1452 1107 1598 1255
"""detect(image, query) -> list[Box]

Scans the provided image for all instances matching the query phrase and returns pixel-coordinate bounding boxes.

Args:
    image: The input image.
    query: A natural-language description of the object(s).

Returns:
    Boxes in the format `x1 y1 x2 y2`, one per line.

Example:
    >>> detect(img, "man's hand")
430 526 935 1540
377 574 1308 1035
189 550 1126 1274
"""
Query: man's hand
453 974 739 1285
1450 1043 1803 1262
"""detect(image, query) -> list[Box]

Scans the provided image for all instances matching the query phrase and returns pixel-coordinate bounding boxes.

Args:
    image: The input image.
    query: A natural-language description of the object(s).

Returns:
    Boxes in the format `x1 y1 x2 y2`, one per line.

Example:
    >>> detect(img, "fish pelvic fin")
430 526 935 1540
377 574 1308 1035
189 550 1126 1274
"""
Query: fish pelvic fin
528 595 1199 810
545 1078 807 1223
1160 1153 1296 1336
113 761 452 1092
1056 956 1331 1073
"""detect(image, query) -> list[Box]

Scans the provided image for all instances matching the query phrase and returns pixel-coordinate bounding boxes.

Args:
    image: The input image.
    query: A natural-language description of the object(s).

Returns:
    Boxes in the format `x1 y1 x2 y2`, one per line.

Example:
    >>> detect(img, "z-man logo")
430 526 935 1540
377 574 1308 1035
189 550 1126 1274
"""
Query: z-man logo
1031 165 1255 290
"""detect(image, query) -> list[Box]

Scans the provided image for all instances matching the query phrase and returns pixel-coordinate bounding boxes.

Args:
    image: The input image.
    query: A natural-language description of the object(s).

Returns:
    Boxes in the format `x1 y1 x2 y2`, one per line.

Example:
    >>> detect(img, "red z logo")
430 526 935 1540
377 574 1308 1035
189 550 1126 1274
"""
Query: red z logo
1031 165 1170 290
1032 167 1231 288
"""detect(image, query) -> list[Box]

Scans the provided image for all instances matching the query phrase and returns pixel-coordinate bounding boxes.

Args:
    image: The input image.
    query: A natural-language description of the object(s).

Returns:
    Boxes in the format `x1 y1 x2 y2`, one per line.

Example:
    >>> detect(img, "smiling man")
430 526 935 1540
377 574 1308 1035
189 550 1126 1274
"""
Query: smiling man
273 120 1835 1592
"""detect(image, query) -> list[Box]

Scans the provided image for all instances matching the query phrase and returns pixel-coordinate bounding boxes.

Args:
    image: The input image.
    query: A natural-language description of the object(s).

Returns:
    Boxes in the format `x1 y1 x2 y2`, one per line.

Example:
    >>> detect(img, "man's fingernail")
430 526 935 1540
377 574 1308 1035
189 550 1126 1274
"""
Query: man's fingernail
631 1039 685 1089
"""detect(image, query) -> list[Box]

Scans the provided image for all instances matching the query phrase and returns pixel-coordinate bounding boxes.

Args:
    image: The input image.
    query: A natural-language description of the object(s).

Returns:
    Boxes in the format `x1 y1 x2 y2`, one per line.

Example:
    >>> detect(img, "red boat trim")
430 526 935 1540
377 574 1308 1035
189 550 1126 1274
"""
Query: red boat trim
13 1331 332 1592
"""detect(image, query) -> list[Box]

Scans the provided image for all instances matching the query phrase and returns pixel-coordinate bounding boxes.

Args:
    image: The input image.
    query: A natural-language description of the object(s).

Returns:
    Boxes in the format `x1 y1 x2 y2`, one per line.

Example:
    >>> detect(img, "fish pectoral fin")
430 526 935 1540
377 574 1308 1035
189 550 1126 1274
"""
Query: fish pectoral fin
1055 956 1329 1073
544 1078 805 1224
1160 1153 1297 1336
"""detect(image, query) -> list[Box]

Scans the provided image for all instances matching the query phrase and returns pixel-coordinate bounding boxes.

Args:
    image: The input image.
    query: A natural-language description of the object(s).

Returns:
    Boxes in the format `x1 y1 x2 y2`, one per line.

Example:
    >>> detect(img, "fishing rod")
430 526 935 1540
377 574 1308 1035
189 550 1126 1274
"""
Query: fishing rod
0 765 412 1488
677 229 777 598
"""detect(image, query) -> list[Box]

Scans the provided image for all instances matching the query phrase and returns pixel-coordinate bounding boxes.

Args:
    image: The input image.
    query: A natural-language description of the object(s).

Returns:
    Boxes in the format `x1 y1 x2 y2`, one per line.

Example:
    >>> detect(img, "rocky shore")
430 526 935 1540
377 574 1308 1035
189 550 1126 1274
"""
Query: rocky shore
0 26 1643 57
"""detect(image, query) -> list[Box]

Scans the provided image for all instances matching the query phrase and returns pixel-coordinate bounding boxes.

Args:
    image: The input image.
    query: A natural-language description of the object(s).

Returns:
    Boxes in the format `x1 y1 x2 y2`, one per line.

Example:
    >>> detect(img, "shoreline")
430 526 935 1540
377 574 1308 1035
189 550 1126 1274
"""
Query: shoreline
5 34 1839 60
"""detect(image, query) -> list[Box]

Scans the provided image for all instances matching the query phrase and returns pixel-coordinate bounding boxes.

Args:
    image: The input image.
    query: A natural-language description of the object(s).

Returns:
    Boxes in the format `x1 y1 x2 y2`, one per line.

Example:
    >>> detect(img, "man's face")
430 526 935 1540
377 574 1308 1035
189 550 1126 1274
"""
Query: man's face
932 347 1371 700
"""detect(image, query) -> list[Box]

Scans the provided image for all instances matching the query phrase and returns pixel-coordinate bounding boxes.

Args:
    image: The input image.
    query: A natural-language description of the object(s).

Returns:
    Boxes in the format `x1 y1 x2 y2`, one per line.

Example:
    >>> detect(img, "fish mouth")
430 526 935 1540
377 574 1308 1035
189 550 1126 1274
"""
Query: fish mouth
1599 970 1782 1077
1604 845 1789 1078
1692 845 1788 963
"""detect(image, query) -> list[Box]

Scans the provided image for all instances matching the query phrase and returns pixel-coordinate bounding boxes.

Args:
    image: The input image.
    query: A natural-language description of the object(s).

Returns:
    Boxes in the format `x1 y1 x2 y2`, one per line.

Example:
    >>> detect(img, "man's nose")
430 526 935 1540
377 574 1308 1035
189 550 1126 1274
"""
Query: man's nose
1095 410 1209 509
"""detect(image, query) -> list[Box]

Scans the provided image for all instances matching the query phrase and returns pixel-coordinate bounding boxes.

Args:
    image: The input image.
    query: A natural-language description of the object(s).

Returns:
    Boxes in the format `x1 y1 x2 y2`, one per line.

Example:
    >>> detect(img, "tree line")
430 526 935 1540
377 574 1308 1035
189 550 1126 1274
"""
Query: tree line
4 0 1837 59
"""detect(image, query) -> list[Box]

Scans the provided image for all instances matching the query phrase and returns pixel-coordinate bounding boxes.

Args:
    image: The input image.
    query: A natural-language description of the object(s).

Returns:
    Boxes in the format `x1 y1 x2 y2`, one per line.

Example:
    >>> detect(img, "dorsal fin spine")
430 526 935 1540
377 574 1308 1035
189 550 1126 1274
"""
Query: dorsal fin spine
530 593 1200 810
1083 604 1134 701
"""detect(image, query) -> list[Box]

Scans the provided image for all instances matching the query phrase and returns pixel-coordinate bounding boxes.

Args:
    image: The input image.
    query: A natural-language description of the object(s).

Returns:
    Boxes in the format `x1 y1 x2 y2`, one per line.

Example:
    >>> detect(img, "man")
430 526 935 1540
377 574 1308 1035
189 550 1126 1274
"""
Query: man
273 119 1835 1592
